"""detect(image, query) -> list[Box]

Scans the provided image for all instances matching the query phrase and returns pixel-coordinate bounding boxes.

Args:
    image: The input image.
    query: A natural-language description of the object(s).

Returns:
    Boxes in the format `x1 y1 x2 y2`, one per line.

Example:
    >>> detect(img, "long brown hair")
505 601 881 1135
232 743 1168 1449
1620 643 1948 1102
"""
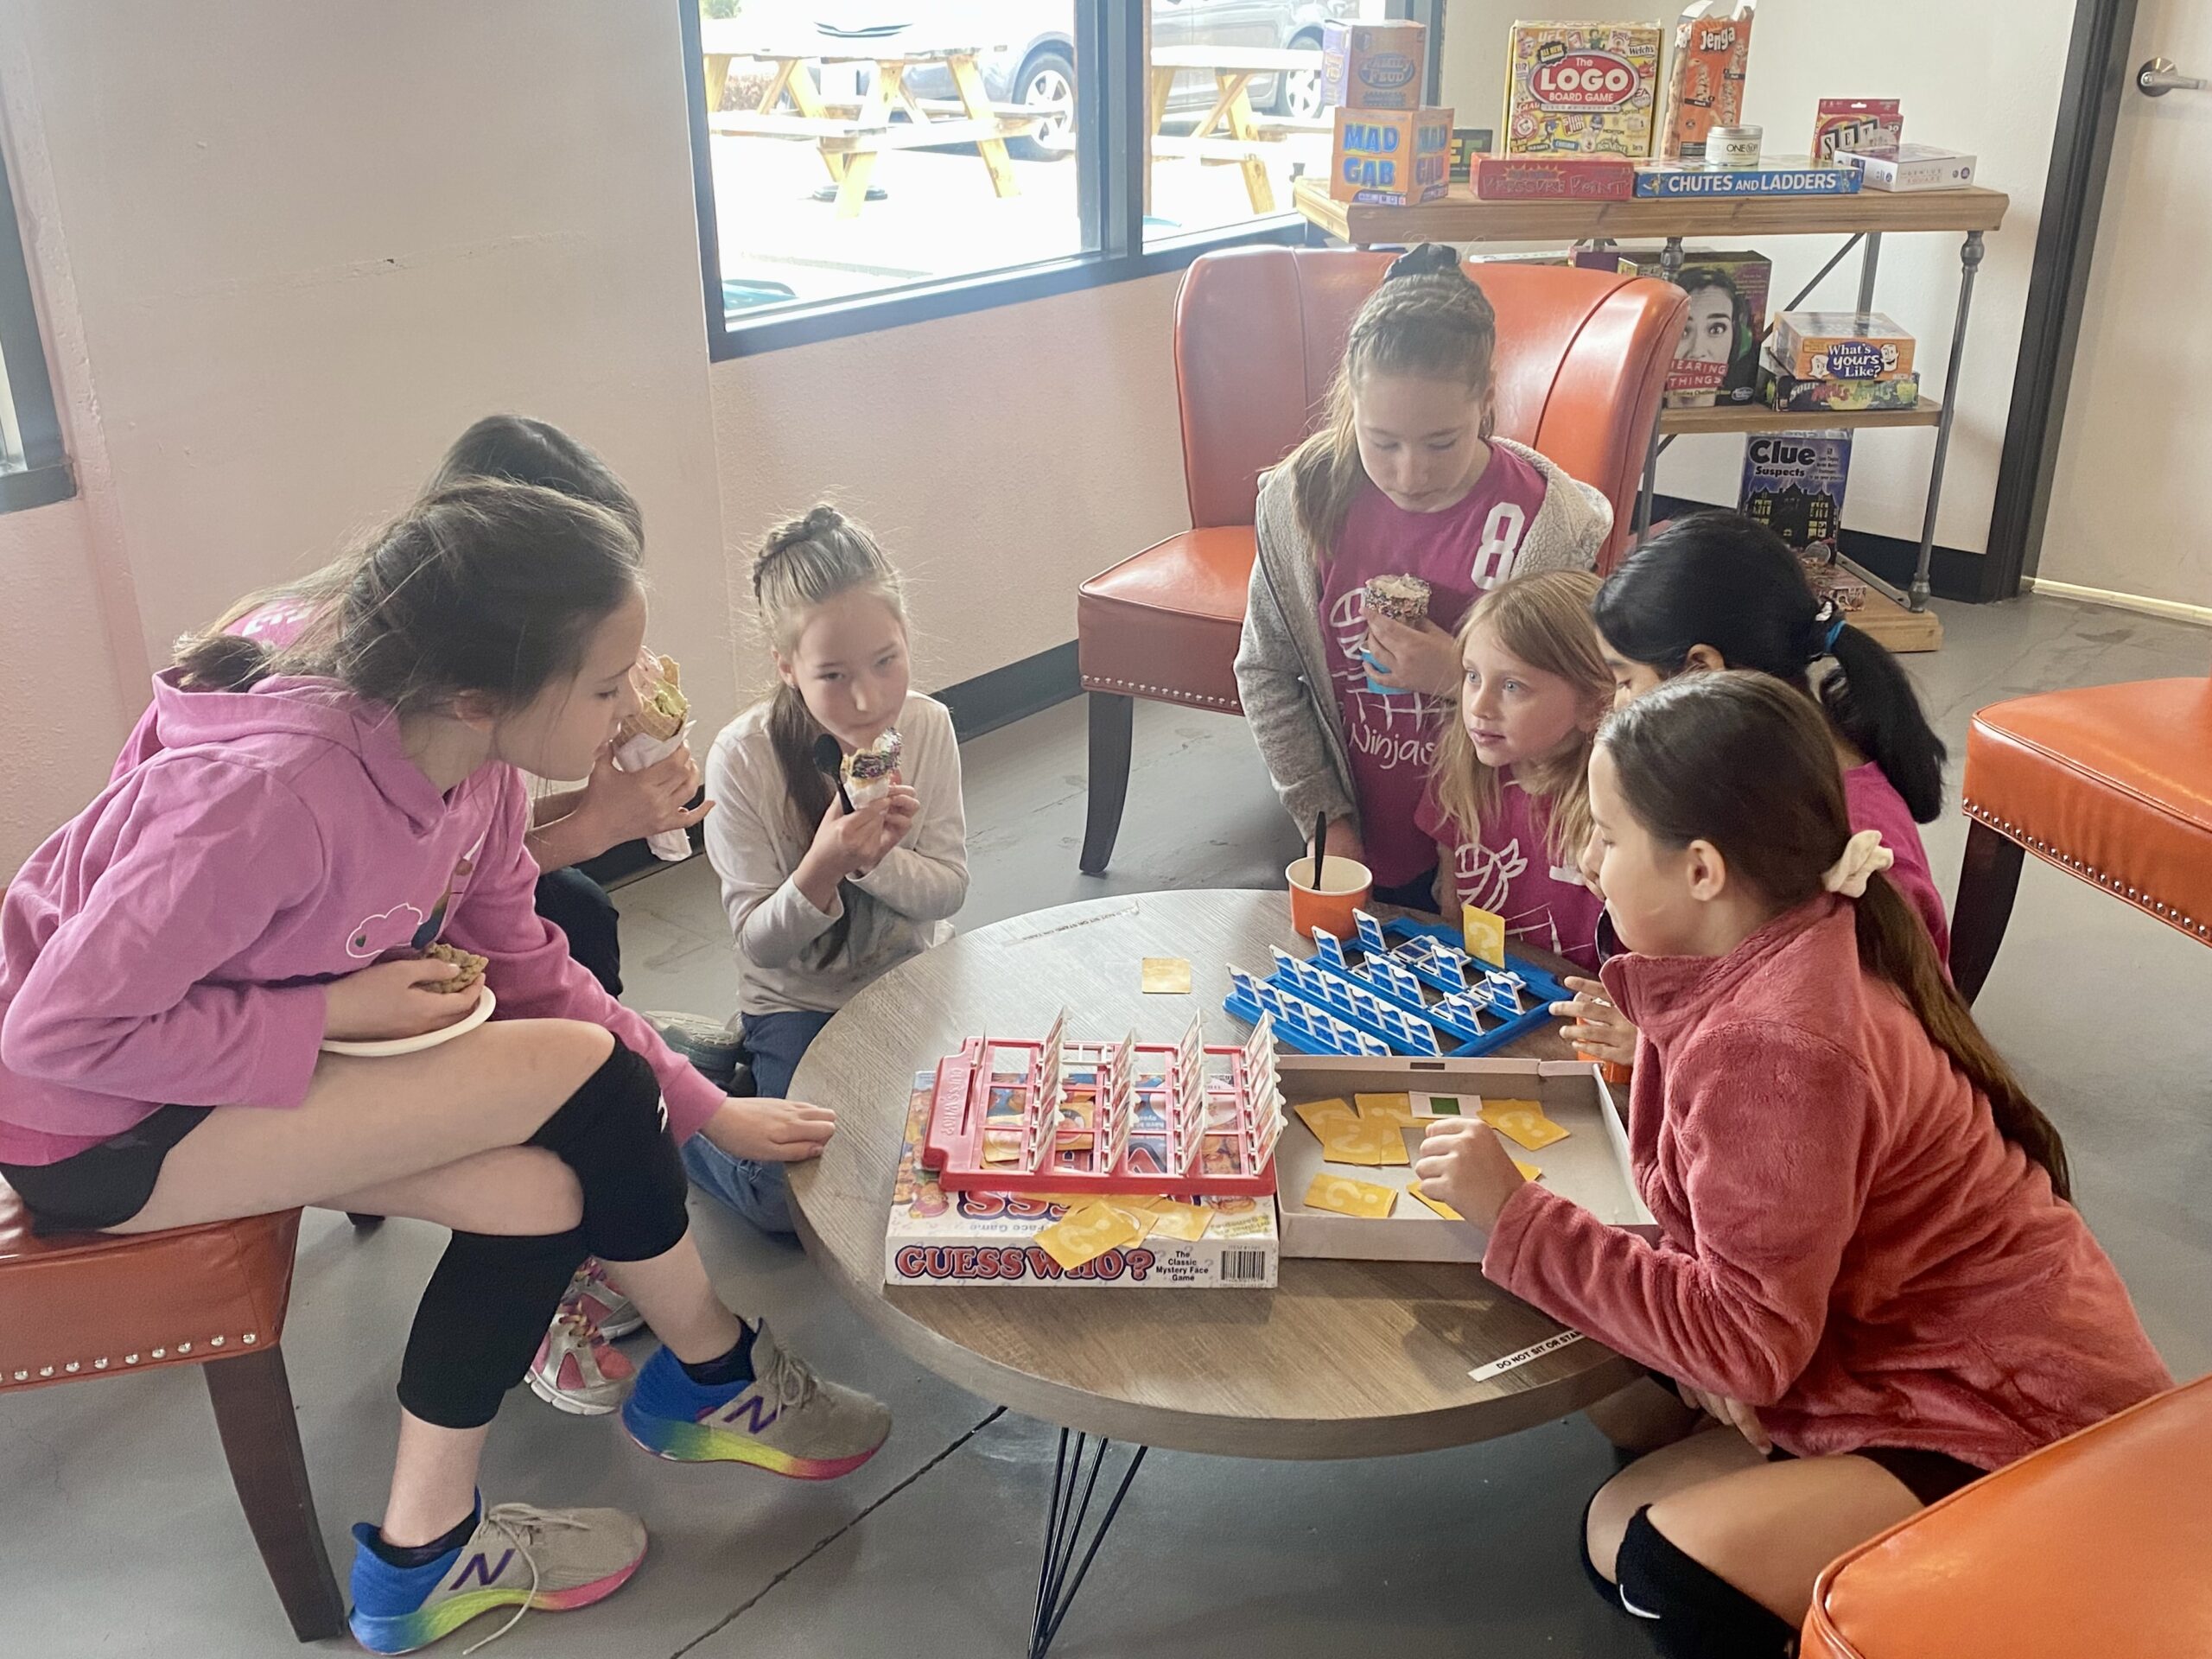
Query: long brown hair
1430 570 1611 873
751 504 908 963
196 415 643 649
1599 672 2071 1199
174 480 642 716
1285 244 1497 563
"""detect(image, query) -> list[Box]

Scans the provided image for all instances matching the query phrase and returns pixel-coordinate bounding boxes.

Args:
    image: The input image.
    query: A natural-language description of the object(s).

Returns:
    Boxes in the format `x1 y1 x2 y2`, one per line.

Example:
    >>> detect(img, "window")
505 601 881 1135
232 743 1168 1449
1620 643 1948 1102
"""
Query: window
0 147 72 512
687 1 1401 357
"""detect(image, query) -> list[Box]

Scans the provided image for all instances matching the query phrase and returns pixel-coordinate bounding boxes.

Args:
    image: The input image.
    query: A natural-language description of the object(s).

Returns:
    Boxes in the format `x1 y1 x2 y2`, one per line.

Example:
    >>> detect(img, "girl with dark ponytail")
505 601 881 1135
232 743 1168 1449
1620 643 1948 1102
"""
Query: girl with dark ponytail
1590 510 1949 954
1414 672 2169 1659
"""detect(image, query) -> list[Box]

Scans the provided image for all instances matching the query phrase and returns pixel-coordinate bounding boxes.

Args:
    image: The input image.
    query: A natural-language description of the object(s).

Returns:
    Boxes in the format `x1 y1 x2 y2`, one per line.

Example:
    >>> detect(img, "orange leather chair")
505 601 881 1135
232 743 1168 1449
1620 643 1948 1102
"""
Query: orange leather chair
0 1187 343 1641
1073 245 1684 873
1951 673 2212 1002
1802 1372 2212 1657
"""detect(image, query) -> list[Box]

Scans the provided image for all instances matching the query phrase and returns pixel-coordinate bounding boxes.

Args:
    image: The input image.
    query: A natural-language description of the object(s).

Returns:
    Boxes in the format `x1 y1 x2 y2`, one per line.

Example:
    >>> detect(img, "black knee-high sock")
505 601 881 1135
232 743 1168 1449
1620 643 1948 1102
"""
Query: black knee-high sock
1614 1508 1801 1659
527 1043 691 1264
397 1227 589 1429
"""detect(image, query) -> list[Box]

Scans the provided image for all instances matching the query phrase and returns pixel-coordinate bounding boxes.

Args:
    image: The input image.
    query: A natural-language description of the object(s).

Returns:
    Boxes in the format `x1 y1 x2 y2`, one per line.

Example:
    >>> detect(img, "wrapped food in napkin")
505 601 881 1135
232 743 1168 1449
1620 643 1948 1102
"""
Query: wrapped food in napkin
842 728 903 808
617 652 695 862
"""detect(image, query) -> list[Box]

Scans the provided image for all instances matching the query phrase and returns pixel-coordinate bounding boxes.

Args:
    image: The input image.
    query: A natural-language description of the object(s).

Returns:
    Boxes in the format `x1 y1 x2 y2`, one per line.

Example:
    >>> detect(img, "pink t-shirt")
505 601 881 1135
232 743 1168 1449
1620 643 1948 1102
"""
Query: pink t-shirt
1843 761 1950 965
1320 446 1551 887
1415 768 1605 971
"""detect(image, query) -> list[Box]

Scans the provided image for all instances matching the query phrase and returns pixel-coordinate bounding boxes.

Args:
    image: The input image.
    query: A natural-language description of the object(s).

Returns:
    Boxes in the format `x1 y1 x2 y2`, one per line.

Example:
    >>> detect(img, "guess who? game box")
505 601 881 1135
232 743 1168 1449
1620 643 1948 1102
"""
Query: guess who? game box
884 1077 1280 1289
1503 22 1661 159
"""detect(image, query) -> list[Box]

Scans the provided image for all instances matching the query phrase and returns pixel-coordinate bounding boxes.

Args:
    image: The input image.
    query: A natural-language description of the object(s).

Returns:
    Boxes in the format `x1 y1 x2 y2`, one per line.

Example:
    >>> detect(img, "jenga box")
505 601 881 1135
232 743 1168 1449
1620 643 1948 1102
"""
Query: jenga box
1503 22 1662 158
1331 106 1455 207
1319 20 1427 111
1656 0 1757 162
1812 98 1902 162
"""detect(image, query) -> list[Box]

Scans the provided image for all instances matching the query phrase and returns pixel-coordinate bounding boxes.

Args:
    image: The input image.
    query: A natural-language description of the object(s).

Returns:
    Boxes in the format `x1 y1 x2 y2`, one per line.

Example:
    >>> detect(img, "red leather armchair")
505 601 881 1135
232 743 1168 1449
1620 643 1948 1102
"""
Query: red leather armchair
0 1188 343 1641
1952 673 2212 1002
1074 246 1684 873
1802 1372 2212 1657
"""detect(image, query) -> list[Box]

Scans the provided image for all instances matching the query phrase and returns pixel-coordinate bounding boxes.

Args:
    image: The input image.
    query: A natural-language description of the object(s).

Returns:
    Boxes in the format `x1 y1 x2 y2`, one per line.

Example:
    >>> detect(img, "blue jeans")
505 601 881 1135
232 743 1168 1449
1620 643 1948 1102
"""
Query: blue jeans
678 1009 833 1237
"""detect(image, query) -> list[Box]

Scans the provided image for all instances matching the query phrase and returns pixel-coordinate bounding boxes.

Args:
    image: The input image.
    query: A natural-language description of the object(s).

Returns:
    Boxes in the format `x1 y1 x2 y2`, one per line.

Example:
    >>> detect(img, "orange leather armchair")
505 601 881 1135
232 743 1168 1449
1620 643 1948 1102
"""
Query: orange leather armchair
1802 1372 2212 1657
1952 673 2212 1002
1074 246 1684 873
0 1187 343 1641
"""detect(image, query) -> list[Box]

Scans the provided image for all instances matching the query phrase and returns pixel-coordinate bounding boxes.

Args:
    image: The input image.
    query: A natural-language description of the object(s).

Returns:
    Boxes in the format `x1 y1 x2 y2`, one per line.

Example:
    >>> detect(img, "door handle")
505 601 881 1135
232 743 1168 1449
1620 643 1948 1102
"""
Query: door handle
2139 56 2208 97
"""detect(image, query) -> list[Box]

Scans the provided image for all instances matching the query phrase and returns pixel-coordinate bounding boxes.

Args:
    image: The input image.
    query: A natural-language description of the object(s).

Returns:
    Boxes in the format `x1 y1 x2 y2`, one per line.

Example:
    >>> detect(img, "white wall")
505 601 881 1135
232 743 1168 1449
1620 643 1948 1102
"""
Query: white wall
1439 0 2079 556
2037 0 2212 611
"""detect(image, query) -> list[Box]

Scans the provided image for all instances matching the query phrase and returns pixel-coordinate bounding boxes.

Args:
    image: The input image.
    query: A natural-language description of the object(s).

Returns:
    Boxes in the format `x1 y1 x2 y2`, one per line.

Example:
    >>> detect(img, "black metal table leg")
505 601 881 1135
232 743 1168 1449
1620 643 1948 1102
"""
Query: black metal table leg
1030 1430 1147 1658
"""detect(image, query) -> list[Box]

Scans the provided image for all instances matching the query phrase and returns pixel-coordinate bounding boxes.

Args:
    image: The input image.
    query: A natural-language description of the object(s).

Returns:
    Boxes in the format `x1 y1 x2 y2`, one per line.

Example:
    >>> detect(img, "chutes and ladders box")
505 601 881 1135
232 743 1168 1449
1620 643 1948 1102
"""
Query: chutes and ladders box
885 1077 1278 1288
1273 1055 1654 1264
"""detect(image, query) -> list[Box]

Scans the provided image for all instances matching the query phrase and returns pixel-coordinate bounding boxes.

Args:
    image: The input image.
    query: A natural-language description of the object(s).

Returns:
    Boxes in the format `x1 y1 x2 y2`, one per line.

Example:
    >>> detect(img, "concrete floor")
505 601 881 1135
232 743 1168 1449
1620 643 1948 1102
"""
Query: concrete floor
9 593 2207 1658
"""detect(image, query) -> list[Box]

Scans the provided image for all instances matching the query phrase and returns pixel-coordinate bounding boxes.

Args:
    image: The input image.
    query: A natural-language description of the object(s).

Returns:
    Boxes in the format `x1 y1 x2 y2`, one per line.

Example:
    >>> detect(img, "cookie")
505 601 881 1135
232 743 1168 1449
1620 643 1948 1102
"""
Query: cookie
421 942 488 996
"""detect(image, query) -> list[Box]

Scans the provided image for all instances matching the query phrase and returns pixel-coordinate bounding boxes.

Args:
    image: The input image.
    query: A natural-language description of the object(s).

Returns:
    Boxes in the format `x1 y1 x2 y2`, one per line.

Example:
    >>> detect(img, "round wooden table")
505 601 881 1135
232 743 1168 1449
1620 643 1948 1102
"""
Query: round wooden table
789 889 1636 1655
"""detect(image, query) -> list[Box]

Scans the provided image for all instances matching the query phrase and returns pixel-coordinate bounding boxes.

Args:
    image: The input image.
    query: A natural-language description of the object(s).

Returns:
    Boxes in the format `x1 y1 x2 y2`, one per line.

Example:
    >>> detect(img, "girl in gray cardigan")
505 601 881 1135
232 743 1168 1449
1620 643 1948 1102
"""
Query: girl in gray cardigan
1234 244 1611 909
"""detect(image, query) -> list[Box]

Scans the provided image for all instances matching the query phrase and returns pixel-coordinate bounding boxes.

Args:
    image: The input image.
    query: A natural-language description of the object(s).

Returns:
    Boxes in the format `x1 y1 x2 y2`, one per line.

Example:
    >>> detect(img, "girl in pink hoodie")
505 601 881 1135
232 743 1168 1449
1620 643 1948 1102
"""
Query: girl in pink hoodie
0 481 890 1654
1415 672 2168 1659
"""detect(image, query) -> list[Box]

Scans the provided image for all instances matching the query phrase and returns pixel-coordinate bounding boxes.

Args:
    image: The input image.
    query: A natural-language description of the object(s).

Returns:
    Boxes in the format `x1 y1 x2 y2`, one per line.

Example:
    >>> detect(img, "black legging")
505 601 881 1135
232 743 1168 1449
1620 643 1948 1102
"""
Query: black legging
396 1042 690 1427
534 867 623 995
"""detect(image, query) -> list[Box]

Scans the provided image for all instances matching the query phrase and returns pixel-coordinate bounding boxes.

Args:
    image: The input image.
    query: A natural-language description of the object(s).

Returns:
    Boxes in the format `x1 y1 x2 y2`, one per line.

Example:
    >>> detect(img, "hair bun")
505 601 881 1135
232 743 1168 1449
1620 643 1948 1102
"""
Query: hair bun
1385 242 1465 283
756 504 849 580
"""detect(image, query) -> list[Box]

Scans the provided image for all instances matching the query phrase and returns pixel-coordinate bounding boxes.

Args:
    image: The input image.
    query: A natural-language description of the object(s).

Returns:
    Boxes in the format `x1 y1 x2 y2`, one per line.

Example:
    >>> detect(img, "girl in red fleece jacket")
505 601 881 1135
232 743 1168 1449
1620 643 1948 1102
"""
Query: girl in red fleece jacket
1415 672 2169 1659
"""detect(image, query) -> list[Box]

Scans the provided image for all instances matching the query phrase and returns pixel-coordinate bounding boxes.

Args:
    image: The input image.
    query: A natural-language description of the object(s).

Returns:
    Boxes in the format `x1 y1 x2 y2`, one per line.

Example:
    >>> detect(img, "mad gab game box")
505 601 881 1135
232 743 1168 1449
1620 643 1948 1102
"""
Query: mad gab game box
1331 106 1455 207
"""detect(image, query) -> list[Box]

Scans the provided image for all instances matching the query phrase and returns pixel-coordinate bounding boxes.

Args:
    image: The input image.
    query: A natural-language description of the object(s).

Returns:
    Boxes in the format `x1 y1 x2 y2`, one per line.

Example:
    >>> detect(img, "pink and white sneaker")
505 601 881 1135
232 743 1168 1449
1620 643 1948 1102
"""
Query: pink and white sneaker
526 1310 636 1417
563 1260 643 1340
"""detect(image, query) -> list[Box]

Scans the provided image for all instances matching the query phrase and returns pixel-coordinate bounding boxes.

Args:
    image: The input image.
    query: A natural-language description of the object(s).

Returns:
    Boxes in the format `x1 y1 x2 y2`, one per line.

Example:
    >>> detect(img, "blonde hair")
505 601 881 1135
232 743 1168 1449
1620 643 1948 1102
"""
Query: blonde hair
1429 570 1611 873
1285 246 1497 563
751 504 909 962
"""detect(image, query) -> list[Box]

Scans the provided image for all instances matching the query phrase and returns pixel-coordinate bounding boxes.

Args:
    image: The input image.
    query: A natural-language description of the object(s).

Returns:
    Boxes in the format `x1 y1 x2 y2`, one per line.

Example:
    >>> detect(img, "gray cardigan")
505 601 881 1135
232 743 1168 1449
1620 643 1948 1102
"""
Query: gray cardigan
1232 438 1612 835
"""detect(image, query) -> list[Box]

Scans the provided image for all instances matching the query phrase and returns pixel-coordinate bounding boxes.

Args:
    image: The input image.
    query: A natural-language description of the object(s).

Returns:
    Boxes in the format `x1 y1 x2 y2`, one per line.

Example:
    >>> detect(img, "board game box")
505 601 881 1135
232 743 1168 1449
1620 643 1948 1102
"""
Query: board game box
1319 19 1427 111
1447 127 1496 183
1474 156 1633 200
1632 158 1859 198
1271 1057 1653 1263
1770 310 1916 381
1575 246 1770 407
1503 22 1661 159
1813 98 1902 163
884 1077 1280 1288
1740 430 1853 551
1656 0 1757 162
1838 143 1977 193
1332 106 1455 206
1761 356 1921 413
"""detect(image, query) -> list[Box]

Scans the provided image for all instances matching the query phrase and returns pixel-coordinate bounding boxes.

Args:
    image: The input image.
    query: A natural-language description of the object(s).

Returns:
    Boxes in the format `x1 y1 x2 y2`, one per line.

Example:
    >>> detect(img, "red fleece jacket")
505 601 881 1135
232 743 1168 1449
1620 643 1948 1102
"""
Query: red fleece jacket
1482 894 2171 1470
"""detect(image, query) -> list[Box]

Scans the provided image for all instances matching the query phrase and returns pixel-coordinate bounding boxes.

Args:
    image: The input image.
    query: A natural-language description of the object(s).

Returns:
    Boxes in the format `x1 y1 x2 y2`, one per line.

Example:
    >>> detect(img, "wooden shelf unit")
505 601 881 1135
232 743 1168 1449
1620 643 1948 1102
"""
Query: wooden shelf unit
1659 398 1943 436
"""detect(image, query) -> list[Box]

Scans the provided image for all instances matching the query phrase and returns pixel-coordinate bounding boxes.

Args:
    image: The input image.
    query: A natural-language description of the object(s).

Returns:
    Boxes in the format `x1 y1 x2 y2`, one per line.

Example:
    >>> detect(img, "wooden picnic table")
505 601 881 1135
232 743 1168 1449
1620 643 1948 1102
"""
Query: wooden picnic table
700 22 1043 218
1147 43 1327 216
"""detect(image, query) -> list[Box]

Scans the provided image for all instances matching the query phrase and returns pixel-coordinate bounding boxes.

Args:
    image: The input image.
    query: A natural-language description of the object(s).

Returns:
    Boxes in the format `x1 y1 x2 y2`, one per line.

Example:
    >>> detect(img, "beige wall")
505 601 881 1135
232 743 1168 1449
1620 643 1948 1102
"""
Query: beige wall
1439 0 2077 555
709 274 1187 700
0 2 1194 874
2037 0 2212 612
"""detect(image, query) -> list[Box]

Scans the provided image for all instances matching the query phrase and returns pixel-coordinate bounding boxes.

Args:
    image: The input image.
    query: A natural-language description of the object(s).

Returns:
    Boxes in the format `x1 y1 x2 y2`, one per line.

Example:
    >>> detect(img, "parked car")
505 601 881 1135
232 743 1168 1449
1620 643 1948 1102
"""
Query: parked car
775 0 1357 161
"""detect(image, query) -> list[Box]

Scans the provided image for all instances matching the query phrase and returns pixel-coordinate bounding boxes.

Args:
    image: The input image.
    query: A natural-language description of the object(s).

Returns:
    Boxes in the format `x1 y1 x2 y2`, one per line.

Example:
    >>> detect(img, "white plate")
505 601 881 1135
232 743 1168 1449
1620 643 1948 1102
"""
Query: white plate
321 986 496 1058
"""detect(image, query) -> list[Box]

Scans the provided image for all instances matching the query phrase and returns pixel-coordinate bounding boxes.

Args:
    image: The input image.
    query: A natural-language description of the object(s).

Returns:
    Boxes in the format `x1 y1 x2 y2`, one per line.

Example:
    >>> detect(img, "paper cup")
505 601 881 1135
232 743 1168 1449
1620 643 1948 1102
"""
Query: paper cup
1286 855 1374 941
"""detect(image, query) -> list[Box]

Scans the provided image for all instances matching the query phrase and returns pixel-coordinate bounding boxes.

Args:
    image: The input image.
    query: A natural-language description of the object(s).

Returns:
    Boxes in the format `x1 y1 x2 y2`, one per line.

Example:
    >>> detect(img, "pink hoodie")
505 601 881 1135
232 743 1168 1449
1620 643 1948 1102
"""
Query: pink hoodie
1 671 725 1165
1483 894 2170 1471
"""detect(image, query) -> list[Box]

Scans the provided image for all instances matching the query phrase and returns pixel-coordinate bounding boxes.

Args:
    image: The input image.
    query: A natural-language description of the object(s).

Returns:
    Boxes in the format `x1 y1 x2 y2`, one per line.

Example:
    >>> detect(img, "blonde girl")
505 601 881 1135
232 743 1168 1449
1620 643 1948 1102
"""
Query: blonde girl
1415 570 1614 969
1235 242 1611 909
692 505 968 1230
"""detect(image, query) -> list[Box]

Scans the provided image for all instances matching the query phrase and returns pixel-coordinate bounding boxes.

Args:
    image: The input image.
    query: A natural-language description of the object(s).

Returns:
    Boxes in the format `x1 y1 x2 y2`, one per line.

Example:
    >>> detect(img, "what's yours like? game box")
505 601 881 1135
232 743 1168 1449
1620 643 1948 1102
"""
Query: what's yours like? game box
884 1078 1279 1289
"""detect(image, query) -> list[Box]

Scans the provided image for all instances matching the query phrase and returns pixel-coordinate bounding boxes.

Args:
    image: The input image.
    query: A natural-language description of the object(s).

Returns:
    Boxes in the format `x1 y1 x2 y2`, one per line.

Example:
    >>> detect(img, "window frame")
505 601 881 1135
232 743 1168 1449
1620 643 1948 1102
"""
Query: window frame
0 144 73 513
686 0 1319 361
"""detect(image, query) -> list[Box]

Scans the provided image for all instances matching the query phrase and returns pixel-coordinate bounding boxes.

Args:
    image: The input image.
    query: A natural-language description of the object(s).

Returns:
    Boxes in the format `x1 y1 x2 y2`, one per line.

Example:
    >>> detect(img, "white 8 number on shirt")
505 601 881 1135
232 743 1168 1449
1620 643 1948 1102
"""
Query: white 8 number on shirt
1470 502 1530 589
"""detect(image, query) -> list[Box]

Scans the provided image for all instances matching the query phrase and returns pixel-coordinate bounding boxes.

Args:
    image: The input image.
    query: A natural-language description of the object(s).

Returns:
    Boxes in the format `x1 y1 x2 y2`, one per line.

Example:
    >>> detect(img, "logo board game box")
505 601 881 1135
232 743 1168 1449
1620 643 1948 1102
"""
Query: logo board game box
1573 247 1770 407
1503 22 1661 159
884 1077 1279 1289
1739 431 1853 552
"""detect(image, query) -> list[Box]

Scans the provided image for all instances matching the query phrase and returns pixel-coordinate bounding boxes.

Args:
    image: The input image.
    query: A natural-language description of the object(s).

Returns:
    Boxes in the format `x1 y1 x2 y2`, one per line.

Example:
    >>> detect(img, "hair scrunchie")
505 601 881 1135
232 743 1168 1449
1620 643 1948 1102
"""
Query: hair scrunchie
1385 242 1462 283
1821 829 1894 899
1806 597 1848 662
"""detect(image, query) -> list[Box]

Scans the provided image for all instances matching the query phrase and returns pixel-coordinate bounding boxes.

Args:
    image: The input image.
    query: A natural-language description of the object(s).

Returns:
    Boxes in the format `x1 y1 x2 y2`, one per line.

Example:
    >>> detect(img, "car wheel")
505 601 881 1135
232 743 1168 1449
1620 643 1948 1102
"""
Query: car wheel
1275 31 1325 120
1009 47 1077 162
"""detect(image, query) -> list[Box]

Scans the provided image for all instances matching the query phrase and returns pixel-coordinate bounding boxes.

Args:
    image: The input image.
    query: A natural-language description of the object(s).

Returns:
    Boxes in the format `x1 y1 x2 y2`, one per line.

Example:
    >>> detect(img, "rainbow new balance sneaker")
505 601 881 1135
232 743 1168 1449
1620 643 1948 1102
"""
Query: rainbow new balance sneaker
620 1319 890 1479
347 1501 645 1654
